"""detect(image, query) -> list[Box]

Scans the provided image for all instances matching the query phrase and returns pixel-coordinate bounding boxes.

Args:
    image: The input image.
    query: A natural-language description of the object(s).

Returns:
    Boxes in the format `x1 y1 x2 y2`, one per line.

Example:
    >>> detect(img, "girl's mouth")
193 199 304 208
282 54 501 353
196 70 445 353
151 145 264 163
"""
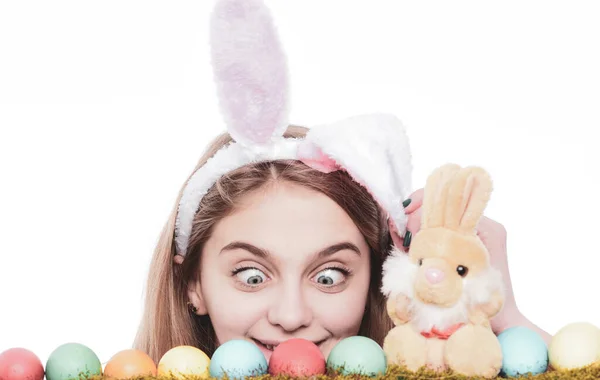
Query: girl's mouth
252 338 326 351
252 338 278 351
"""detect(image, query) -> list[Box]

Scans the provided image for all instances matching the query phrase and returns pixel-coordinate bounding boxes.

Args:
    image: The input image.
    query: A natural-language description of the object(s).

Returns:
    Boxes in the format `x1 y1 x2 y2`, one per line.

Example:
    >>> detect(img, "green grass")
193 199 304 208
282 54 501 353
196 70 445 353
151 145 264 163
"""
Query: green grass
88 363 600 380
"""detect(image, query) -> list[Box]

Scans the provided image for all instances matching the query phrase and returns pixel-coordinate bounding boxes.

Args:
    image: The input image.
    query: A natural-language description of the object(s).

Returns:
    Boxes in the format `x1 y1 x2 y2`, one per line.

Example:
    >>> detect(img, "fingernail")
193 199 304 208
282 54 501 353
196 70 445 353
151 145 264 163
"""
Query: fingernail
402 198 412 208
403 230 412 247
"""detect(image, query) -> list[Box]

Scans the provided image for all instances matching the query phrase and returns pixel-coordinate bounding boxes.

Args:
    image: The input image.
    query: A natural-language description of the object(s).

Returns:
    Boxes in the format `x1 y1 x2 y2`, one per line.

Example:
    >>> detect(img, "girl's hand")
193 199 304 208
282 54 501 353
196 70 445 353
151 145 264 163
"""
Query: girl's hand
392 188 552 344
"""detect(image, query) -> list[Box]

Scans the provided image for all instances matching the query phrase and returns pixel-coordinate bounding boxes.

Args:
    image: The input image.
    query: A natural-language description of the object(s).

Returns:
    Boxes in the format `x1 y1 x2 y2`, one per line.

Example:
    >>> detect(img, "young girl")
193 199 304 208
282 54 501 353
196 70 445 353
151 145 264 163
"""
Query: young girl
132 0 550 364
133 125 396 363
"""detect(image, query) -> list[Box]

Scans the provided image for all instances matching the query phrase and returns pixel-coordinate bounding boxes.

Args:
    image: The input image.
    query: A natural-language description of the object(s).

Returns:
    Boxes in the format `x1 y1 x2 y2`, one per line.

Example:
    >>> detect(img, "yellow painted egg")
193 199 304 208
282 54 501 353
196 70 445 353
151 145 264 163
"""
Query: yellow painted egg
157 345 210 379
549 322 600 370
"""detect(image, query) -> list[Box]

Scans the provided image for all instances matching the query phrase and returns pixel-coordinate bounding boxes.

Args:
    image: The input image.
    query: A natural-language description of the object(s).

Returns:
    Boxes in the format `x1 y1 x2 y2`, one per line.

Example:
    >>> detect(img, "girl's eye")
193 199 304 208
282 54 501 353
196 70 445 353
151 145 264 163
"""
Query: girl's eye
314 268 347 287
234 268 267 286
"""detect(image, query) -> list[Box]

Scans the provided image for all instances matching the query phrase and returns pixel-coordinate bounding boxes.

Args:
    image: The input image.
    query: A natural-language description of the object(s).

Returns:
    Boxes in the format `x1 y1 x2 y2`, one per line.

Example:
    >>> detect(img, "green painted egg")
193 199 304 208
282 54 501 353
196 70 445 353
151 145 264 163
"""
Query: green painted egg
45 343 102 380
326 336 387 377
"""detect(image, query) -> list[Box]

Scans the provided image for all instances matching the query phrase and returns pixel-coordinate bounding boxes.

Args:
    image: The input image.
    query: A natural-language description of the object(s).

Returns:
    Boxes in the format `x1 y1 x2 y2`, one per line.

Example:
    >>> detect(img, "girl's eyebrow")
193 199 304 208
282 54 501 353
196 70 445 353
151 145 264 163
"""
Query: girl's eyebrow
219 241 361 259
220 241 270 258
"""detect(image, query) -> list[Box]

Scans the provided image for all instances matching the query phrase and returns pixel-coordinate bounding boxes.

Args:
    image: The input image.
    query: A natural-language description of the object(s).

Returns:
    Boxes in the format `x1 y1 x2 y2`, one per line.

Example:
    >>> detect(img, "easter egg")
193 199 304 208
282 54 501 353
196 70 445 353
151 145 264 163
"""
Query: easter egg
268 338 326 377
209 339 267 378
497 326 548 376
45 343 102 380
326 336 387 377
549 322 600 370
103 349 157 379
0 347 44 380
158 345 210 379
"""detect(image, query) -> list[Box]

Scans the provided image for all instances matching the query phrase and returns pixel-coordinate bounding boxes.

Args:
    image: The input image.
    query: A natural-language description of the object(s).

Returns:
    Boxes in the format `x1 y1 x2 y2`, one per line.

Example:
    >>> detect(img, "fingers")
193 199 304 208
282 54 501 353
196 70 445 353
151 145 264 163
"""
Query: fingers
406 207 422 236
404 188 424 214
400 187 508 261
394 208 422 252
391 188 424 252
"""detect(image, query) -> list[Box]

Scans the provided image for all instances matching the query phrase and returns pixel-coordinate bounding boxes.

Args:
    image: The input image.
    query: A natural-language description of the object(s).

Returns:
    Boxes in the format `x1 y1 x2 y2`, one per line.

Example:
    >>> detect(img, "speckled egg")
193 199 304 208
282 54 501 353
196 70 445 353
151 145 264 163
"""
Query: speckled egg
497 326 548 377
104 349 157 379
158 346 210 379
45 343 102 380
326 336 387 377
209 340 267 378
268 339 326 377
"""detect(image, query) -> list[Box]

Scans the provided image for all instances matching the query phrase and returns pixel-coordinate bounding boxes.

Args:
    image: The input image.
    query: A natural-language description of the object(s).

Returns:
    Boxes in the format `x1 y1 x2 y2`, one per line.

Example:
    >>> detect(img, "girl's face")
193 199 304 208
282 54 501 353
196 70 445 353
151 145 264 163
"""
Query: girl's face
188 181 372 362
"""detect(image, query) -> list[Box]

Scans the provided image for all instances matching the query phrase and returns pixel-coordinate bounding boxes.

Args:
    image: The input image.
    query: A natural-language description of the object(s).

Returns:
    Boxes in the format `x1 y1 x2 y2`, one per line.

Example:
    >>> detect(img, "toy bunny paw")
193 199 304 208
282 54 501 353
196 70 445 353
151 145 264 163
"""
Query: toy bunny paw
444 324 502 378
383 324 427 371
386 293 413 325
469 290 505 327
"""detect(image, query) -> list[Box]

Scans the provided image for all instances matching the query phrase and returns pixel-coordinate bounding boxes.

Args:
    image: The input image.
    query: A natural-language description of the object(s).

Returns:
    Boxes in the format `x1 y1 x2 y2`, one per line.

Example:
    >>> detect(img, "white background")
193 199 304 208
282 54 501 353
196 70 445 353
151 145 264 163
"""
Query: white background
1 0 599 366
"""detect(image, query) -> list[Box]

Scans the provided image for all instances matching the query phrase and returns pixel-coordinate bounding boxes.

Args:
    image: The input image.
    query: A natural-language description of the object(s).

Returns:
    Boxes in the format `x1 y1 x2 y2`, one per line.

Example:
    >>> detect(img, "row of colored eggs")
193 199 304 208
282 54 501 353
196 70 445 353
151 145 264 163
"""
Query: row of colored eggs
1 322 599 380
0 336 387 380
498 322 600 376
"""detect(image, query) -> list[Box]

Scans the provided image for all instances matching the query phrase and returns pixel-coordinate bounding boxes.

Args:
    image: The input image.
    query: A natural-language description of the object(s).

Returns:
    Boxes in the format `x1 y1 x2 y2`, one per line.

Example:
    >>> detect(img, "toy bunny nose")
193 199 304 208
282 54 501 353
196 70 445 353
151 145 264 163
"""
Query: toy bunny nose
425 268 445 284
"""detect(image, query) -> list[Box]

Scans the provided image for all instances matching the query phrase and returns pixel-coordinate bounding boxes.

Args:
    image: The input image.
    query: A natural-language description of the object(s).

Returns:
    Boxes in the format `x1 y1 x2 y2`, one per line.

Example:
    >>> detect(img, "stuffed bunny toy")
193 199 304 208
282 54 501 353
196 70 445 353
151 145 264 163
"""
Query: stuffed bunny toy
381 163 506 378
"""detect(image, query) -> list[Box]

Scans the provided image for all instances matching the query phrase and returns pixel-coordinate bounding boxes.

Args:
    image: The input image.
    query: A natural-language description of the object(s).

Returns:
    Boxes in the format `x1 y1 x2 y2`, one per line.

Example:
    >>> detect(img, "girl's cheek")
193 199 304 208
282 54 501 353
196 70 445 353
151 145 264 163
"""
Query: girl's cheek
208 292 267 336
311 284 369 329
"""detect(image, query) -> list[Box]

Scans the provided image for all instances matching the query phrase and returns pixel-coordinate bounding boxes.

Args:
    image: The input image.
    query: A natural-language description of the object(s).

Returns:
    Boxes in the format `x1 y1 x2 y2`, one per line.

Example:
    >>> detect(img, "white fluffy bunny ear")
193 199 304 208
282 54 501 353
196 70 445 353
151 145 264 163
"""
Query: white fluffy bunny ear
210 0 290 148
298 113 413 236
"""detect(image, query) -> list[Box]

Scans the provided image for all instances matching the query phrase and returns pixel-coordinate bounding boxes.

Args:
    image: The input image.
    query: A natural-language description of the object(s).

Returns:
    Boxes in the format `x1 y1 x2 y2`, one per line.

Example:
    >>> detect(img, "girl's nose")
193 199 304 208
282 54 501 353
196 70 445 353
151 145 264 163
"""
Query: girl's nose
267 285 312 332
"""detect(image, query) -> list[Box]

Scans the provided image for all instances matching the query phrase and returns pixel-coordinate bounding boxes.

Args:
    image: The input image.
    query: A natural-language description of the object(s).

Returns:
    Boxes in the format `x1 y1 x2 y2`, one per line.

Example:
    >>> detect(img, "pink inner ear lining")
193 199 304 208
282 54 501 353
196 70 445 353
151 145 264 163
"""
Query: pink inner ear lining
210 0 290 147
299 158 339 173
297 141 340 173
297 139 408 236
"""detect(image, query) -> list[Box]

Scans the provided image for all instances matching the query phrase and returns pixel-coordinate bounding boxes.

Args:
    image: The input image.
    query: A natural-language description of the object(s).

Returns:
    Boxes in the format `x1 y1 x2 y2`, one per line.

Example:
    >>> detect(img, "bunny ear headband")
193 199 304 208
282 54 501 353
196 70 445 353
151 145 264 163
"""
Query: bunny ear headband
174 0 413 257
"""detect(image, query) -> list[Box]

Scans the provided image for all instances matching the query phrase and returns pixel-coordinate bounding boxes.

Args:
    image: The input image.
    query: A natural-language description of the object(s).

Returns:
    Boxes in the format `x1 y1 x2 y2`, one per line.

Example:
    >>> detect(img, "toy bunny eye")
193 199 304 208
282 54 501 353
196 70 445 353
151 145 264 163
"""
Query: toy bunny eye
456 265 468 277
418 258 423 266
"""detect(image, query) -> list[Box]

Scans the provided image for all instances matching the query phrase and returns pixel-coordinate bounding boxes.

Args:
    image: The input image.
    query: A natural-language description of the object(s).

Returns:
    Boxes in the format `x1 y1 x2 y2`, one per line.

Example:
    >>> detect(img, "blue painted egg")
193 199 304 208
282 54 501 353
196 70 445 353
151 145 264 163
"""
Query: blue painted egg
497 326 548 377
209 339 267 378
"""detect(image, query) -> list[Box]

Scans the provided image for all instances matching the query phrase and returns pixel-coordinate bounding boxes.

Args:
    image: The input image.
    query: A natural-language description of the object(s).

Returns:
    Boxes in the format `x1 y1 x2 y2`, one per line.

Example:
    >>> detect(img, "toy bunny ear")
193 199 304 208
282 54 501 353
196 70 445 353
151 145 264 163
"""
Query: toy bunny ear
209 0 290 148
421 163 462 229
445 166 493 233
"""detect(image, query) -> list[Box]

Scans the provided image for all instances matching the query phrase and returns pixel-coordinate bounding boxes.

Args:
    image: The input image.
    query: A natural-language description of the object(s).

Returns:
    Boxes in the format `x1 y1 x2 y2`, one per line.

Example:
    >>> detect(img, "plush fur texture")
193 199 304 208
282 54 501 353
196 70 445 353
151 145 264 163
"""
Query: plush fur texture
175 111 414 257
209 0 290 147
299 113 413 237
174 0 413 256
380 163 505 379
174 139 301 256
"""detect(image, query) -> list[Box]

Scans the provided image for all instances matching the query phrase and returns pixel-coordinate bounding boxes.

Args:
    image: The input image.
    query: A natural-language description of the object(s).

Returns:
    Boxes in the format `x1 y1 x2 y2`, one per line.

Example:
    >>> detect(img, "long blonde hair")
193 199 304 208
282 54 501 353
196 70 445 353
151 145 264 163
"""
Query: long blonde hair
133 125 395 363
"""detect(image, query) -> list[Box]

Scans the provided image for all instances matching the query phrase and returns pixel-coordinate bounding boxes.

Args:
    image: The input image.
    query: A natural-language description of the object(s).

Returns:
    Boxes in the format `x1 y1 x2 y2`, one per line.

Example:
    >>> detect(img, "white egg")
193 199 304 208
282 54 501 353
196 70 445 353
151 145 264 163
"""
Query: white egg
549 322 600 370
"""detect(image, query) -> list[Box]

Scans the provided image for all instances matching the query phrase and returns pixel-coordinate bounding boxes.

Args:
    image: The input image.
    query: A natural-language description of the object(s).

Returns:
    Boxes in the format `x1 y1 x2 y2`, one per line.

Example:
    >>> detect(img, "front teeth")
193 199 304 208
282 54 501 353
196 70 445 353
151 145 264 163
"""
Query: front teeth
265 344 275 350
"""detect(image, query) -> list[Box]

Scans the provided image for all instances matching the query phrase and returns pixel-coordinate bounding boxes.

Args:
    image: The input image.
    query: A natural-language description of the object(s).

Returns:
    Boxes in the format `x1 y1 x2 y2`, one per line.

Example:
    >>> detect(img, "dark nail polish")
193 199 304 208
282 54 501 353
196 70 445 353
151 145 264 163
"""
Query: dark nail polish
403 230 412 247
402 198 412 208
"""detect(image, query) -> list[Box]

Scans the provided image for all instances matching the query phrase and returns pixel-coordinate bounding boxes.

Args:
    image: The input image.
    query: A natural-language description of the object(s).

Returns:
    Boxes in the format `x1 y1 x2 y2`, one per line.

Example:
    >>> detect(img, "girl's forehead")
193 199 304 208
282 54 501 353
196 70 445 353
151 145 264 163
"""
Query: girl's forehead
206 184 370 262
222 183 358 232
